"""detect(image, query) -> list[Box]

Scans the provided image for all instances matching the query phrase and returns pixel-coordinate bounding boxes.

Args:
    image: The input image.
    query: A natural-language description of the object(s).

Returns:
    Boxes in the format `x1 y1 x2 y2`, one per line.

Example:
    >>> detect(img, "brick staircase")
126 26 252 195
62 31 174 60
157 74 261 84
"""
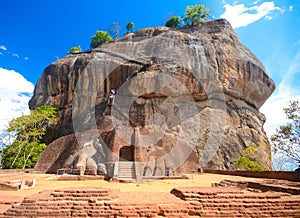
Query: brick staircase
0 187 189 217
2 179 300 217
1 188 118 217
117 161 136 180
171 186 300 217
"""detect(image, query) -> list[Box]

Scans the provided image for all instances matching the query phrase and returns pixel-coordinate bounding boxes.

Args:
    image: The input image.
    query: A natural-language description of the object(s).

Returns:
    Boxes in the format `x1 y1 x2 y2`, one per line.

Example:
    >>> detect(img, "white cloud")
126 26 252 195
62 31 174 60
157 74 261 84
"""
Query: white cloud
0 68 34 132
289 5 293 11
24 57 29 61
0 45 7 51
0 52 2 55
220 1 284 28
254 0 261 5
12 53 20 58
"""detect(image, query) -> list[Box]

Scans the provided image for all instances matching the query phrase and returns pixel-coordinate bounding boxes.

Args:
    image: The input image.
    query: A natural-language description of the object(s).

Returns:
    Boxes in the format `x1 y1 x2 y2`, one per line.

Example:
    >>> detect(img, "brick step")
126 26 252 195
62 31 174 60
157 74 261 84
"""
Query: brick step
51 188 111 195
118 170 135 174
35 197 113 202
201 204 299 210
191 209 300 217
118 167 135 170
180 192 286 199
189 198 300 204
118 161 136 180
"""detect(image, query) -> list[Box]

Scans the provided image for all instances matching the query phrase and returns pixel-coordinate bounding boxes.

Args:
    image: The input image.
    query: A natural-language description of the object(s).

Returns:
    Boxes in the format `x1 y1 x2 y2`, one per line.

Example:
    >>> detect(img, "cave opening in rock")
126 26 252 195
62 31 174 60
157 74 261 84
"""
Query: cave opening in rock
119 146 134 161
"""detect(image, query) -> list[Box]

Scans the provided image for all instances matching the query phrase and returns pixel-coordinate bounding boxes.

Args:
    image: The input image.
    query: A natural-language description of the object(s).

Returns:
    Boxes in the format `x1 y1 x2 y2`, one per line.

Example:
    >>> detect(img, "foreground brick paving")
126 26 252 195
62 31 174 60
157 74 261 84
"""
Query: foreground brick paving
0 187 189 217
171 187 300 217
1 184 300 217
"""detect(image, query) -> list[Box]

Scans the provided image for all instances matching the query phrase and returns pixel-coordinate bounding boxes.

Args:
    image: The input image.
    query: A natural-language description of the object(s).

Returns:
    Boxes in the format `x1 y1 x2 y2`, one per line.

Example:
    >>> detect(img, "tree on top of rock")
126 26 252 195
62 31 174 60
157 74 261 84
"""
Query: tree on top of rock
90 30 112 49
183 4 211 26
126 22 135 34
68 45 81 54
165 16 181 28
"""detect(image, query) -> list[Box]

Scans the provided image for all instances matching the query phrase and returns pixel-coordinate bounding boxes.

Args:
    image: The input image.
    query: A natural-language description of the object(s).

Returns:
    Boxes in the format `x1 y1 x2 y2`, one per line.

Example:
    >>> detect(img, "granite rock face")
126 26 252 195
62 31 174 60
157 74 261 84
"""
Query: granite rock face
31 19 275 174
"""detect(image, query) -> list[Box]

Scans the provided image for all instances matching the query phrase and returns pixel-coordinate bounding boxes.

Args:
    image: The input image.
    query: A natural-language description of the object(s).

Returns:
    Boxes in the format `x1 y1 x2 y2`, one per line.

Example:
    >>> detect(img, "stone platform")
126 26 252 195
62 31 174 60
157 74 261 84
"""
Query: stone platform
1 179 300 217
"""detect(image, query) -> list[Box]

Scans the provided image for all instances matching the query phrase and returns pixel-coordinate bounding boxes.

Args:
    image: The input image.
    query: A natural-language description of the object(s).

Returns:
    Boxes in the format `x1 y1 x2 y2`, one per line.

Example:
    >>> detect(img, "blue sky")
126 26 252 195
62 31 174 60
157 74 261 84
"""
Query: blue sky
0 1 299 168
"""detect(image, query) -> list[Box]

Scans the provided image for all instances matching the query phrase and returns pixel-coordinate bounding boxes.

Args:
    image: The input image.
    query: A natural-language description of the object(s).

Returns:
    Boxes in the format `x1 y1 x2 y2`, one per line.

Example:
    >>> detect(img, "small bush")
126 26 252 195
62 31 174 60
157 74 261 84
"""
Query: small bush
68 45 81 54
235 156 267 171
90 31 112 49
165 16 181 28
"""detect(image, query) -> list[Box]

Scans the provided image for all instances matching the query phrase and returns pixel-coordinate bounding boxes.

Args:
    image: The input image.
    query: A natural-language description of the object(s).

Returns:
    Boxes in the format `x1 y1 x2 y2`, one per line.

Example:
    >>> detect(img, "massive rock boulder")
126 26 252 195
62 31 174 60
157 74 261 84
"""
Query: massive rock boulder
31 19 275 175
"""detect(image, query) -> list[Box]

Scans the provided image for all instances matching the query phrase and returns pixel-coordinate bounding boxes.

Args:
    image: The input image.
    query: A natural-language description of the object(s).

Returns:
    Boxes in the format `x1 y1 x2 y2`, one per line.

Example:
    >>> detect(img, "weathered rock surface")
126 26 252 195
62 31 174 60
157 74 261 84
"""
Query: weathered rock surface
31 19 275 174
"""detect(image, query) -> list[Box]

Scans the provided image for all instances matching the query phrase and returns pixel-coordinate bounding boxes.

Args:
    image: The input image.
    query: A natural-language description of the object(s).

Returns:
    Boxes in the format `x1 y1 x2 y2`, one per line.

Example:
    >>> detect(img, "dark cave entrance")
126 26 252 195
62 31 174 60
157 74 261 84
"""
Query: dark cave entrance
119 146 134 161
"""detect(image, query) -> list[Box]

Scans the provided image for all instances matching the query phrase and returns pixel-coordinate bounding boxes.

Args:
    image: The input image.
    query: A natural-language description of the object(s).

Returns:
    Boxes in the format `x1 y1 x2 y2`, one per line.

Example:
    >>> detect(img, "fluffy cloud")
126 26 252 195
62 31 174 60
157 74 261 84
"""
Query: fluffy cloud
221 1 284 28
0 68 34 131
0 45 7 51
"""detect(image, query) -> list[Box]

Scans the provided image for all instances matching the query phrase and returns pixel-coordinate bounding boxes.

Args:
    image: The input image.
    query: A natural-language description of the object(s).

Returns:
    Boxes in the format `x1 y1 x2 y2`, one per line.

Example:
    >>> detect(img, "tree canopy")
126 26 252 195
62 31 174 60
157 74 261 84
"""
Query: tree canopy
183 4 211 26
68 45 81 54
165 16 181 28
90 30 112 49
235 142 269 171
1 105 57 169
126 22 135 33
271 100 300 168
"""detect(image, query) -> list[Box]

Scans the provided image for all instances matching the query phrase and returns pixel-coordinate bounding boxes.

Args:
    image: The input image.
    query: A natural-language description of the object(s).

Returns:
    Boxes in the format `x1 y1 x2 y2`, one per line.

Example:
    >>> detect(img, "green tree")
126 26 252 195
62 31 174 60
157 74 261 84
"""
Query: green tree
183 4 211 26
235 157 267 171
161 11 178 26
165 16 181 28
271 100 300 167
90 30 112 49
1 105 57 169
108 21 123 39
126 22 135 34
68 45 81 54
235 142 268 171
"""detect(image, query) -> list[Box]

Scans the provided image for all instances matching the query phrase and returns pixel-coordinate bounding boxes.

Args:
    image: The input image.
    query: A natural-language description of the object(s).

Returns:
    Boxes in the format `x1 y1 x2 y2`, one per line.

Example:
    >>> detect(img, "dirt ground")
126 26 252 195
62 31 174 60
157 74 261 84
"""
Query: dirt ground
0 172 261 198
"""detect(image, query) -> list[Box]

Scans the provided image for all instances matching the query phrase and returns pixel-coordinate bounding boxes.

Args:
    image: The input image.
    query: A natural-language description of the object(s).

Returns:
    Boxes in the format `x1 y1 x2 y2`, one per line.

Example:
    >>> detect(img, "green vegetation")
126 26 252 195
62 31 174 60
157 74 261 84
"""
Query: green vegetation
90 30 112 49
1 105 57 169
183 4 211 26
165 16 181 28
235 157 267 171
164 4 211 28
68 45 81 54
235 142 268 171
271 100 300 166
72 4 212 51
126 22 135 33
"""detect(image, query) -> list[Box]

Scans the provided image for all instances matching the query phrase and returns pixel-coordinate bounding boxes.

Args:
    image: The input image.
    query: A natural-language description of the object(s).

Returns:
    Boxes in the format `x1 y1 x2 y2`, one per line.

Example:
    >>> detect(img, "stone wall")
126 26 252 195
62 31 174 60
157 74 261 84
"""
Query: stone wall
203 169 300 182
